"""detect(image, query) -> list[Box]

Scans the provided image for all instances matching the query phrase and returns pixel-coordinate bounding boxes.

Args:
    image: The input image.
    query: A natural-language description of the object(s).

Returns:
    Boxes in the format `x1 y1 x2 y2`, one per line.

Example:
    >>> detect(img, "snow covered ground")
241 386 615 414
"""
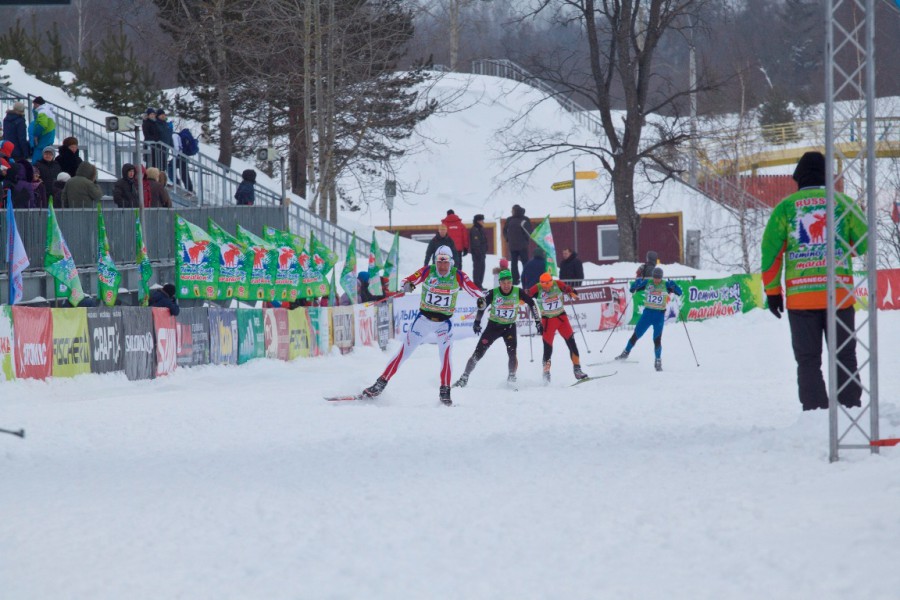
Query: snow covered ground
3 309 899 599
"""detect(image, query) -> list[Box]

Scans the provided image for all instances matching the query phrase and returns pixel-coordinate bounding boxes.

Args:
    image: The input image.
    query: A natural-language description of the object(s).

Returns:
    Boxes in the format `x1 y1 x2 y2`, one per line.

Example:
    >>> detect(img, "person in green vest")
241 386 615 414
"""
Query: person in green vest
760 151 867 411
361 245 483 405
453 269 541 389
526 271 588 384
28 97 56 164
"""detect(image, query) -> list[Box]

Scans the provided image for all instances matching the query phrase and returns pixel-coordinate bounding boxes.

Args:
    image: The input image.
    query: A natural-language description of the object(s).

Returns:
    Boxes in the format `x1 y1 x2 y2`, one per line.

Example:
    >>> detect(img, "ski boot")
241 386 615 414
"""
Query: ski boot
507 373 517 385
615 350 630 360
453 373 469 388
573 365 588 381
542 361 552 384
655 358 662 372
439 385 452 406
362 376 388 398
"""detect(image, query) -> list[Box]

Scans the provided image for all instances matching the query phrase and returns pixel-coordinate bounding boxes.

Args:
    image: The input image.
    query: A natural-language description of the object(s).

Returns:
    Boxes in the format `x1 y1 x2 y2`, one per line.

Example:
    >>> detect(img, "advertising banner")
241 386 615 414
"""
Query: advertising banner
630 275 762 324
174 215 220 300
876 268 900 310
122 307 155 381
306 307 329 357
264 308 290 360
331 306 355 354
391 294 479 341
354 304 377 347
565 284 629 331
175 307 210 368
152 308 178 377
237 309 265 364
287 308 312 360
87 307 124 374
1 306 15 381
208 219 250 301
50 308 91 378
376 302 392 350
208 307 238 366
13 306 52 380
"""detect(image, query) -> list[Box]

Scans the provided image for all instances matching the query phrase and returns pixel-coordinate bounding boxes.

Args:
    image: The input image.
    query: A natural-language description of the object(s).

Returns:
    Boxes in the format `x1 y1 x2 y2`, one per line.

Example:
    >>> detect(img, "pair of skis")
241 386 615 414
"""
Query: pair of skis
325 370 616 401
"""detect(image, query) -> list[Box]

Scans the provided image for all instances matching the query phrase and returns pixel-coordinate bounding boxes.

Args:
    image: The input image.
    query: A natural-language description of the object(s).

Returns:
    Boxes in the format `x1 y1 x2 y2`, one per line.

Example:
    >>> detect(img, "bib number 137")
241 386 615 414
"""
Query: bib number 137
425 291 451 307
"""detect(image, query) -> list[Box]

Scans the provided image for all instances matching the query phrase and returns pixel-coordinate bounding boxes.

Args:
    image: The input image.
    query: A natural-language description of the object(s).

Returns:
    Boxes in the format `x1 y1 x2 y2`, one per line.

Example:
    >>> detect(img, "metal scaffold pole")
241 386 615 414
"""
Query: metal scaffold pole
825 0 879 462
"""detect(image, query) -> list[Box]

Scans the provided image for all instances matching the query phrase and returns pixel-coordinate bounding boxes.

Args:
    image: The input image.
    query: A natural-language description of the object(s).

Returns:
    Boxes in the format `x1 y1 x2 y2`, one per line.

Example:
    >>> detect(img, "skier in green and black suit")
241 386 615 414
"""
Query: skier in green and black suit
453 269 541 388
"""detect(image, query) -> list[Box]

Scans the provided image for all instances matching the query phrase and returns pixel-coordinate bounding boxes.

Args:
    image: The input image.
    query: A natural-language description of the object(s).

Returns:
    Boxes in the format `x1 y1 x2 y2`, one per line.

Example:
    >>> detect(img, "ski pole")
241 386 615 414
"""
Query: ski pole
682 318 699 366
0 427 25 438
568 303 591 353
599 298 630 353
527 318 534 362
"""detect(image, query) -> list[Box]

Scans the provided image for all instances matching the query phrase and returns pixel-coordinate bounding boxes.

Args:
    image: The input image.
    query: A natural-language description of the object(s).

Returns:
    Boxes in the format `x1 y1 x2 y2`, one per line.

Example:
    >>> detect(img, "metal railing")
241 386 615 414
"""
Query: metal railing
1 88 364 258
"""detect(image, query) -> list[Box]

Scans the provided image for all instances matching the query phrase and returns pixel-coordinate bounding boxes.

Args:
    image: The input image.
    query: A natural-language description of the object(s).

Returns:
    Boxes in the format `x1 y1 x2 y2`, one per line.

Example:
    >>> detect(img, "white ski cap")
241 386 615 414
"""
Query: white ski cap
435 245 454 264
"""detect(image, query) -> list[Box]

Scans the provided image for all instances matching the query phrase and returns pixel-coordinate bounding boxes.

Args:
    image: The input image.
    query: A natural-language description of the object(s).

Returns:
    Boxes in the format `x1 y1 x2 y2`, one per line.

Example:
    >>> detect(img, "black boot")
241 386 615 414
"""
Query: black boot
363 376 388 398
453 373 469 388
542 361 551 384
573 365 588 380
654 358 662 372
439 385 452 406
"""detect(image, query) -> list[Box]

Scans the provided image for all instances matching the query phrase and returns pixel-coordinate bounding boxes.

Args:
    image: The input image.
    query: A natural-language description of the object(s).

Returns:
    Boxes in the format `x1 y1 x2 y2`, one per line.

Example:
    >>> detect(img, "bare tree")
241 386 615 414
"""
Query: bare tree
499 0 716 261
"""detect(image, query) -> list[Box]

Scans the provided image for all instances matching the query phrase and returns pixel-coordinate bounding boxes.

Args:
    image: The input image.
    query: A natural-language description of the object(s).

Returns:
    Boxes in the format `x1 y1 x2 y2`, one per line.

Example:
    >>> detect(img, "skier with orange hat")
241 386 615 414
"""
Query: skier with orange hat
526 271 588 384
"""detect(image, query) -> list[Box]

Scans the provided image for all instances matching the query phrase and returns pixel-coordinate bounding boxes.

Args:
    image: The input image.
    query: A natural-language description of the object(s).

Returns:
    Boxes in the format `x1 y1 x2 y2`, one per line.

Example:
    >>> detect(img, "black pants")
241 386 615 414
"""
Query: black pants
471 253 486 288
464 321 518 376
788 307 861 410
510 249 528 285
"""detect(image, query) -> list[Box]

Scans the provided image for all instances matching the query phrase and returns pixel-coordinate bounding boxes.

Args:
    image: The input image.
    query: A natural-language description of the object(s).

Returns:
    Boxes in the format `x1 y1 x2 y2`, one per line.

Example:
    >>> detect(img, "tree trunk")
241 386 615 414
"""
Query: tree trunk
612 160 640 262
288 101 307 197
213 14 232 167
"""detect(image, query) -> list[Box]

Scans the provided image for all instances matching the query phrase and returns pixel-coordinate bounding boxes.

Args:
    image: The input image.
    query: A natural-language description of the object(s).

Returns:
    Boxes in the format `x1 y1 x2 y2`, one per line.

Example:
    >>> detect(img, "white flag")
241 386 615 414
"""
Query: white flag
6 195 30 304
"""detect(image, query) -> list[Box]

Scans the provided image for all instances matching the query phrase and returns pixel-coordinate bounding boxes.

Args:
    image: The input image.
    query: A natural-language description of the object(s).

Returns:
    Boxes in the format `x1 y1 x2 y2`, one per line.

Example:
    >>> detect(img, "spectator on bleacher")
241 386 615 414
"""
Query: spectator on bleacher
235 169 256 206
52 171 69 203
35 146 60 191
55 136 82 177
140 165 152 208
171 124 194 195
142 108 161 167
31 163 48 208
0 140 13 172
60 161 102 208
3 101 30 161
10 161 35 209
156 109 174 181
28 97 56 164
145 167 172 208
150 283 180 316
113 163 140 208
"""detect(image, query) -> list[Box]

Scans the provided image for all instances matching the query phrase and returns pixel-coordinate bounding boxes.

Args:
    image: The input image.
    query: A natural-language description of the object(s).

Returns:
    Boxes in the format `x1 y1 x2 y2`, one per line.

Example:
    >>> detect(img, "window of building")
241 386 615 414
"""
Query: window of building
597 225 619 260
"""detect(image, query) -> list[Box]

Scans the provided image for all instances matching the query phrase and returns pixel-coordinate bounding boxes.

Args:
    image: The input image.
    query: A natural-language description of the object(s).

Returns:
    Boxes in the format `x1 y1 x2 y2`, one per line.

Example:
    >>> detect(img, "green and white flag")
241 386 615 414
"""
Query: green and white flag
328 268 337 307
135 211 153 306
340 233 358 304
208 218 249 300
97 204 121 306
45 199 85 306
263 226 306 255
529 215 558 276
296 232 330 300
174 214 220 300
367 231 383 296
382 232 400 293
236 225 277 302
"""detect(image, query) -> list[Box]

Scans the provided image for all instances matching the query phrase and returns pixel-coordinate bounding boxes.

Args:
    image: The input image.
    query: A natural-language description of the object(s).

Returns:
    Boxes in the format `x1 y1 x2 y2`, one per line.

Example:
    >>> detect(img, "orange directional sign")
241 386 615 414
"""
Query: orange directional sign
575 170 599 180
551 180 574 191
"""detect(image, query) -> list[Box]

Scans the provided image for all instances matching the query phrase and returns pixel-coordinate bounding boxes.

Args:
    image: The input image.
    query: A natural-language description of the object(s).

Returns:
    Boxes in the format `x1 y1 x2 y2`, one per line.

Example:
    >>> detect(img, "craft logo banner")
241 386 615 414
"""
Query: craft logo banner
87 307 124 374
264 308 290 360
208 307 238 365
152 308 178 377
175 307 210 368
122 307 155 381
50 308 91 378
237 309 265 364
331 306 355 354
12 307 52 380
0 306 15 381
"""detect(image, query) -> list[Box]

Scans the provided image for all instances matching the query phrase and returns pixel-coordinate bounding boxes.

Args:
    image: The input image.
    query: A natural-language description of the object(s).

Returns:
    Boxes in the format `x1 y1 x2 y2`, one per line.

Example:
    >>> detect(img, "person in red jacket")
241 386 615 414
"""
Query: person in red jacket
526 272 588 384
442 209 470 270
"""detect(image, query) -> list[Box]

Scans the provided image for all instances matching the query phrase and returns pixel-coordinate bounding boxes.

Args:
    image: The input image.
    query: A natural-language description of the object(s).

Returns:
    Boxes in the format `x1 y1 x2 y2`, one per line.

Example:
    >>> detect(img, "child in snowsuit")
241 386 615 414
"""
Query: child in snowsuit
453 269 541 388
616 266 683 371
362 245 483 405
527 271 588 383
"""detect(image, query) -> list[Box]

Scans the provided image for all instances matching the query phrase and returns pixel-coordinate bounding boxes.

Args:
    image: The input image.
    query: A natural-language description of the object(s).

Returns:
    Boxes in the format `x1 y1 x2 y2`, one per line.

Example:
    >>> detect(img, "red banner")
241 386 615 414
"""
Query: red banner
12 306 52 380
152 308 178 377
264 308 290 361
877 269 900 310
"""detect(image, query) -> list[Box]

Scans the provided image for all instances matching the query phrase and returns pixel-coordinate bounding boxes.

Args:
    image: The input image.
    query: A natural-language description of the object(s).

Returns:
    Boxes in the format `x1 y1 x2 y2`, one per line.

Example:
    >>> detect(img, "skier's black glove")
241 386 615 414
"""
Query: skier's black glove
473 321 482 335
534 321 543 335
767 293 784 319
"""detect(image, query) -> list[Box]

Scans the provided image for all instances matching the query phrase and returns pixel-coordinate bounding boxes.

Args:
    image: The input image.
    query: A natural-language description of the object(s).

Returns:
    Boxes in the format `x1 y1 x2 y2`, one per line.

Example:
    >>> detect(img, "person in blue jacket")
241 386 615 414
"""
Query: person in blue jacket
149 283 180 316
615 266 683 371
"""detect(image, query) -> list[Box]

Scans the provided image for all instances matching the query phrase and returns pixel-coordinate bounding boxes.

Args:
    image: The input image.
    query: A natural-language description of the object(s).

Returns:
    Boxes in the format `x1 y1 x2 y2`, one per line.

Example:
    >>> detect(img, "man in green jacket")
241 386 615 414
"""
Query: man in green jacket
760 151 867 411
60 162 102 209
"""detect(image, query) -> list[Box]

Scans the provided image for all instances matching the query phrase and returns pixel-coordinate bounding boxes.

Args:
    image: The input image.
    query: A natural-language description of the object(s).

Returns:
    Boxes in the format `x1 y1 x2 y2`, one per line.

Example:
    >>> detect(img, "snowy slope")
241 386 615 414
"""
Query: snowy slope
2 309 899 599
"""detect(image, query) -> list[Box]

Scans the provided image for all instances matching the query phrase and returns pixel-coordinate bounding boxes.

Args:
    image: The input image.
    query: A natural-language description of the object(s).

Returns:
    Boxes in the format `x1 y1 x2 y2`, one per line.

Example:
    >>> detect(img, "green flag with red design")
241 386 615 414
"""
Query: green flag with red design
97 204 121 306
44 199 85 306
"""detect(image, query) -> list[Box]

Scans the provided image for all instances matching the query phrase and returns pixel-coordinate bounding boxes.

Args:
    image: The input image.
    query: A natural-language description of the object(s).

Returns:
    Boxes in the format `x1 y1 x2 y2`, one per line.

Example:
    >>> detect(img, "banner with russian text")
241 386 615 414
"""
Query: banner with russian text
237 309 265 364
264 308 290 360
288 308 312 360
175 307 210 368
152 308 178 377
630 274 763 323
51 308 91 378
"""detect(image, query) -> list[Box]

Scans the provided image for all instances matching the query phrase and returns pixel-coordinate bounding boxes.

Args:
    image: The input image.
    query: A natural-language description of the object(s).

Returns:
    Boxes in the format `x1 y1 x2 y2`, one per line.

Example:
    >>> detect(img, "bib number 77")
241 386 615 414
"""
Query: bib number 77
543 300 561 311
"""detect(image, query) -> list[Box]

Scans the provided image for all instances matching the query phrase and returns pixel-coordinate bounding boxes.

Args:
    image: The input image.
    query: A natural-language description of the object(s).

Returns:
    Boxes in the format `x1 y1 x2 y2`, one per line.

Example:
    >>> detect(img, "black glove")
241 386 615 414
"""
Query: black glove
462 250 468 257
767 293 784 319
534 321 543 335
473 321 482 335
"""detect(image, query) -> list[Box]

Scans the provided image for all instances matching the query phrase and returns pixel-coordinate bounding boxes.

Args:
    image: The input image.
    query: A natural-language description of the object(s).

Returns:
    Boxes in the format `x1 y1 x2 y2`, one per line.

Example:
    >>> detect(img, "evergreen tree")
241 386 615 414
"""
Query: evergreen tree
69 27 161 115
0 18 68 87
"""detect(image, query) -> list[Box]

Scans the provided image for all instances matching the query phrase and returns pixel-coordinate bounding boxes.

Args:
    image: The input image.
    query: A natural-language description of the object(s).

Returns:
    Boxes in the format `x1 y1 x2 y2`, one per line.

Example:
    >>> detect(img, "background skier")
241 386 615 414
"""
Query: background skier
615 266 683 371
526 272 587 383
